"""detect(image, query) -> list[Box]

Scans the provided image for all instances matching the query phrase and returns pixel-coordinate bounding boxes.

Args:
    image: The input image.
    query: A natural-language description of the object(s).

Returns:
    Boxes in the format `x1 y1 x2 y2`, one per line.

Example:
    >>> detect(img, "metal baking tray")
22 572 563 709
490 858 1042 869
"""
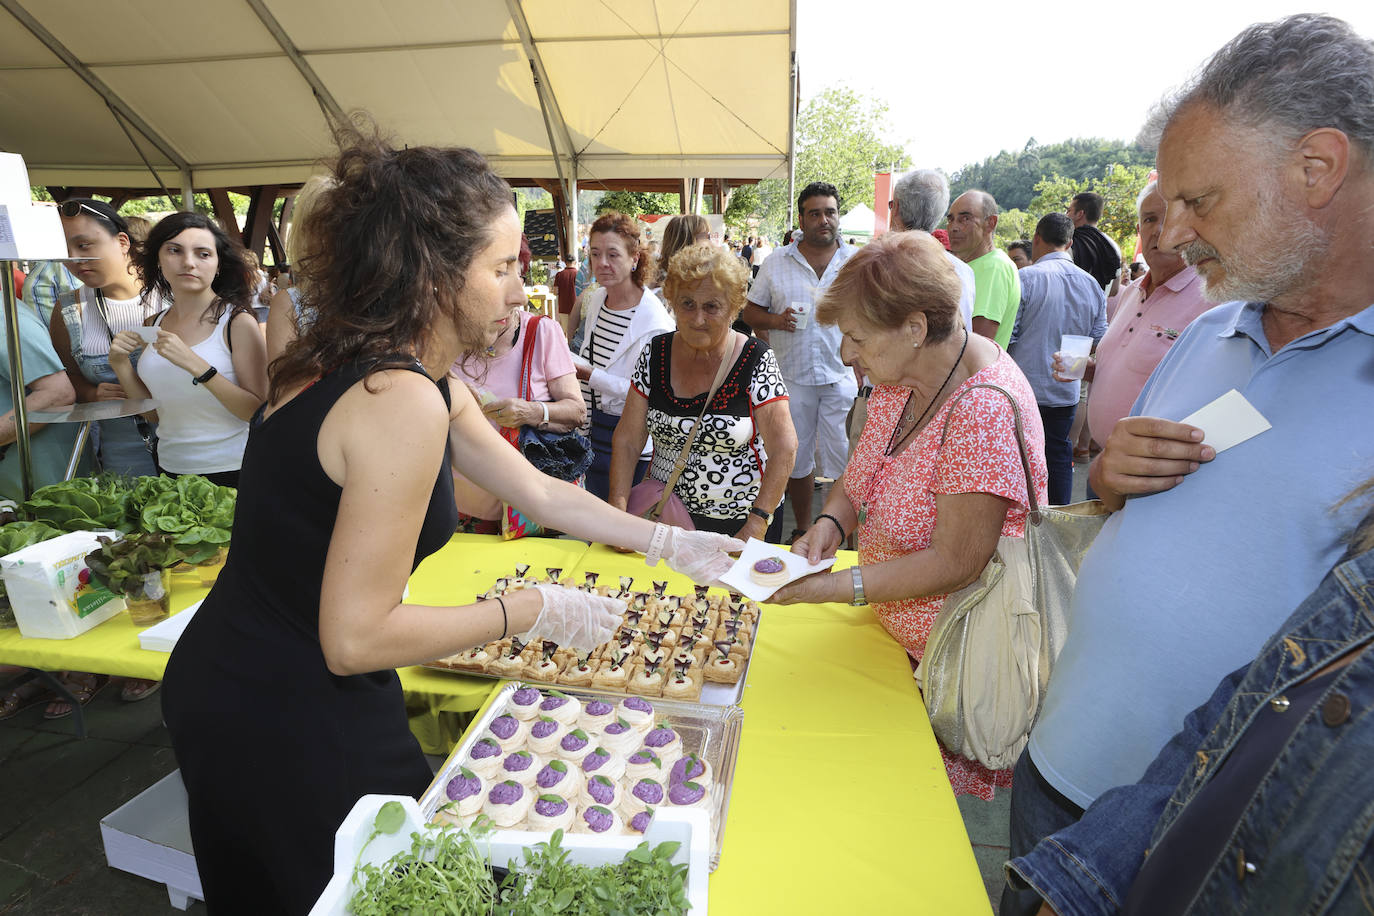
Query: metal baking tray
422 608 762 707
419 681 744 871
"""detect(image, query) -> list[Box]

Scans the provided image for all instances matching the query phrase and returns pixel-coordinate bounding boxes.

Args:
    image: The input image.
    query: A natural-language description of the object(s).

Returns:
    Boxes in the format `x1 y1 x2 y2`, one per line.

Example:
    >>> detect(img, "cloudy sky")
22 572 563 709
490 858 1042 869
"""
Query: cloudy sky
794 1 1374 172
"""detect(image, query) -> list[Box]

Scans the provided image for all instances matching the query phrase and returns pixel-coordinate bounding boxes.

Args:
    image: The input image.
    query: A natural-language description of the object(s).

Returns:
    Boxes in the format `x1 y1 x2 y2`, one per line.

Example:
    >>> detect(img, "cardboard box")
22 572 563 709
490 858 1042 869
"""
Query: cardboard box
0 530 125 639
100 770 203 911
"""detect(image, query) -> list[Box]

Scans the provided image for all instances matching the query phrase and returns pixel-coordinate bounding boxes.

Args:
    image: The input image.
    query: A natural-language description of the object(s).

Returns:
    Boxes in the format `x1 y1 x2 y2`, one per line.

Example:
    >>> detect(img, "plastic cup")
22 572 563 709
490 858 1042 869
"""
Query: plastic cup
1059 335 1092 380
790 301 810 330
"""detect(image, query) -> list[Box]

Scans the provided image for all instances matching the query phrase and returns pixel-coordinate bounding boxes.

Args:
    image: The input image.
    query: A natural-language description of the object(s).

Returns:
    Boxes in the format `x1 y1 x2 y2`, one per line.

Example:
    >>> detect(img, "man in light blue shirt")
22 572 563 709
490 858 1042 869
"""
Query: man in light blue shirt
1007 213 1106 505
1002 14 1374 916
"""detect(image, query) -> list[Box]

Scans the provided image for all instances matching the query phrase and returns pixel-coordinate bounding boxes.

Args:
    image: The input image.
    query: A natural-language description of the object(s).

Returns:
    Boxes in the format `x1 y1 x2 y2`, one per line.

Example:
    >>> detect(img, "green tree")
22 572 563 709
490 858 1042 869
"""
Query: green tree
593 190 678 218
951 138 1155 211
733 85 911 243
1028 163 1153 252
992 208 1038 249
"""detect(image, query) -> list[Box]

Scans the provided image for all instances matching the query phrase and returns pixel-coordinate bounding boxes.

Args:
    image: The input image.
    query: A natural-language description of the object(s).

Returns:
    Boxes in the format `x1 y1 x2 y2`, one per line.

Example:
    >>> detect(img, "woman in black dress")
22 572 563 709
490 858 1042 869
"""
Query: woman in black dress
161 128 743 914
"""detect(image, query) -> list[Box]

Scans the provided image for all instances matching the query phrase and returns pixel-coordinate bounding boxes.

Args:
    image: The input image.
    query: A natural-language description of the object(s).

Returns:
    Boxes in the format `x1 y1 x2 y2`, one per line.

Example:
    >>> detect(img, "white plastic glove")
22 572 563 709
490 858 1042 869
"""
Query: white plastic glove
516 584 624 652
660 528 745 585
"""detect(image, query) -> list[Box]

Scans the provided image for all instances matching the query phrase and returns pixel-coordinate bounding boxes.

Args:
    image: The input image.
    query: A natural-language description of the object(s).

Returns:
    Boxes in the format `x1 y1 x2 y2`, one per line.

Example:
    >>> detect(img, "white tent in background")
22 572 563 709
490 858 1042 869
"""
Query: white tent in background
838 202 875 238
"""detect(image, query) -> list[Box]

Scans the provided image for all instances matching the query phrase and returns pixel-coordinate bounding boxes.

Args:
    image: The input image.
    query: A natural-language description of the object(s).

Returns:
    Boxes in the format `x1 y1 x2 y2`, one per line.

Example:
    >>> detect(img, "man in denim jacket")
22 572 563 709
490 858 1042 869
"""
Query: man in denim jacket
1007 499 1374 914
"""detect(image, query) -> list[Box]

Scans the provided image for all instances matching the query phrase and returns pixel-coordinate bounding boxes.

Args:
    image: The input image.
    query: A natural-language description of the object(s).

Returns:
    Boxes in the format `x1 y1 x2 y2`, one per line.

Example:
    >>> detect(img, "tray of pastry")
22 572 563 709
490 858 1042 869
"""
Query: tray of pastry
423 566 760 707
419 681 744 872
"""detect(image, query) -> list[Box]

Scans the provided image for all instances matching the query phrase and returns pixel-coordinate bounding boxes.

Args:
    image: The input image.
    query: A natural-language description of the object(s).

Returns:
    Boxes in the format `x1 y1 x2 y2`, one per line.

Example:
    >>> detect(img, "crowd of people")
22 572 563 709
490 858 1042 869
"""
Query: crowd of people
0 11 1371 914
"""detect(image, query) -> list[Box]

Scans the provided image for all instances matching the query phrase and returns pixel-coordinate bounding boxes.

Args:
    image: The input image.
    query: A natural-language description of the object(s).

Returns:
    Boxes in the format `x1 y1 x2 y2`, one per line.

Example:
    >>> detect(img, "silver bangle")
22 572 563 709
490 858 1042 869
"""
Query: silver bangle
850 566 867 606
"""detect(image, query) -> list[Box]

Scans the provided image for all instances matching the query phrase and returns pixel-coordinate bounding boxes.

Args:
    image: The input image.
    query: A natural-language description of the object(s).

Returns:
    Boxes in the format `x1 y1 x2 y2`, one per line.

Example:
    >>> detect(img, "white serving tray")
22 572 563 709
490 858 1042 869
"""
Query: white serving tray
422 682 743 872
309 794 708 916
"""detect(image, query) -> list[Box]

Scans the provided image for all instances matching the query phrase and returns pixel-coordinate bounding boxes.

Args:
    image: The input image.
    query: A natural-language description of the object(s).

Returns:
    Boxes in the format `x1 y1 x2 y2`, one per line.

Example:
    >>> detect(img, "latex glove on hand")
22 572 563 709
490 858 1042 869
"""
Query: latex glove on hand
517 584 624 651
660 527 745 585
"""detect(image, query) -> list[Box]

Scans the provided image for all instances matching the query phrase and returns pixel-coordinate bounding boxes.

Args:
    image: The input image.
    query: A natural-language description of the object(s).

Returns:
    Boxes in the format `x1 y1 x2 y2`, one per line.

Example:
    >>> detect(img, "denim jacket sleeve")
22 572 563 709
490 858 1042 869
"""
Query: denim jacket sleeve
1007 661 1250 916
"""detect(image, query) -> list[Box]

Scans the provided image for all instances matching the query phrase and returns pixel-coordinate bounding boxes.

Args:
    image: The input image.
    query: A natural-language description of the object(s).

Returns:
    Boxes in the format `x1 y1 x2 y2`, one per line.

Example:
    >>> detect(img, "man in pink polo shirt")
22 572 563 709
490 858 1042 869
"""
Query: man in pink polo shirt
1074 181 1213 443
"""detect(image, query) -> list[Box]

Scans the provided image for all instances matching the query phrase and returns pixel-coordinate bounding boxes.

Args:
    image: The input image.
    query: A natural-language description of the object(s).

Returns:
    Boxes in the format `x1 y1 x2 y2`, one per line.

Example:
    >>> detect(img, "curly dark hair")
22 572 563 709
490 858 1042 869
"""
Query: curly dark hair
589 212 646 288
269 120 514 402
138 211 254 322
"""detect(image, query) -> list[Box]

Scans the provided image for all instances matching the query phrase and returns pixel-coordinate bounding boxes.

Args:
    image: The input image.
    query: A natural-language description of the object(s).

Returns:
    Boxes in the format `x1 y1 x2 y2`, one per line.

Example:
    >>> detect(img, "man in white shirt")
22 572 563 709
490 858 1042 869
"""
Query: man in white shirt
743 182 856 539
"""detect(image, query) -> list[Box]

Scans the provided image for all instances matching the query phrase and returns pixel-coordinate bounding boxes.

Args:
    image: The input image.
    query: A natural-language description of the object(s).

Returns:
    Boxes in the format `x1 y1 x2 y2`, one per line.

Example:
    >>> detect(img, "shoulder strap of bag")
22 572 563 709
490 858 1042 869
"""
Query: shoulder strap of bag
650 332 744 518
518 314 543 402
938 382 1041 522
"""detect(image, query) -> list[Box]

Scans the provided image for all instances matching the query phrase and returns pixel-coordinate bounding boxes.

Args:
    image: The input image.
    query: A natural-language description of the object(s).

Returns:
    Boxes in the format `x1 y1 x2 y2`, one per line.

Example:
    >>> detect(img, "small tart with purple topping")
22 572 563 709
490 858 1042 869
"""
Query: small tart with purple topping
486 713 530 753
625 747 664 782
577 699 616 735
554 727 596 765
533 757 584 801
464 737 505 780
572 803 623 835
582 772 622 810
482 779 532 827
537 691 581 727
507 685 544 721
578 746 627 782
618 696 655 732
499 750 542 788
667 779 711 809
668 752 713 790
640 724 683 768
619 777 667 818
433 767 485 824
749 555 788 588
527 716 567 756
526 793 576 832
626 807 655 835
599 717 640 755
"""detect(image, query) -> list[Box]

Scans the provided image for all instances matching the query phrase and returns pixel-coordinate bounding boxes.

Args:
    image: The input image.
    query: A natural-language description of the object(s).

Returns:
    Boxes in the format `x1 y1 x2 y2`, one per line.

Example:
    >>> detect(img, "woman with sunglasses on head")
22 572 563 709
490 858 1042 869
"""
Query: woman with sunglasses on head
52 199 163 478
108 212 269 488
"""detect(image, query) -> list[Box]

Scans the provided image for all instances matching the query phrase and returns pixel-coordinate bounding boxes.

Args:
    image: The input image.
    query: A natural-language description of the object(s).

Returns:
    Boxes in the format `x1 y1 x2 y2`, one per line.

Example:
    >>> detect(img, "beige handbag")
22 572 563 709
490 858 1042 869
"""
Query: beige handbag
914 384 1111 771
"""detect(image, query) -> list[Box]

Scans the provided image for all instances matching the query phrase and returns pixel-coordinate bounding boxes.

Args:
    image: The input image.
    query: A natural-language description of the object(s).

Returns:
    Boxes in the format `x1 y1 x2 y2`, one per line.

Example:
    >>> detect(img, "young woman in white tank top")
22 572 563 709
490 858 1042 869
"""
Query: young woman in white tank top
108 212 269 488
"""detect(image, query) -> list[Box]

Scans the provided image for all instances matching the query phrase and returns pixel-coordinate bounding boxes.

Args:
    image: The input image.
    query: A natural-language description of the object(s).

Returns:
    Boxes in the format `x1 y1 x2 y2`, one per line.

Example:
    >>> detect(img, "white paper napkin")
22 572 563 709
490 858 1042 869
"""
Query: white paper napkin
131 326 160 343
137 599 203 652
1180 389 1271 454
717 538 836 602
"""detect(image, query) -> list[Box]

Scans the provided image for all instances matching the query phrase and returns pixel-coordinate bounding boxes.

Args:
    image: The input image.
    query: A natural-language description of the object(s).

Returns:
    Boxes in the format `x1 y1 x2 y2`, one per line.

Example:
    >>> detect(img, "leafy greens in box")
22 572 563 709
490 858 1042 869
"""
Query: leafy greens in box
127 475 235 564
20 474 133 533
0 520 64 626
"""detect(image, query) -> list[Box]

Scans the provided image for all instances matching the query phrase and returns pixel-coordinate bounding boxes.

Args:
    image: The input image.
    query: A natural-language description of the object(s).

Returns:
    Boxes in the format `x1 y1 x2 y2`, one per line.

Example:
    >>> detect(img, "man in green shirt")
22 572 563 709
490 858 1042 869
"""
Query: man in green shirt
946 190 1021 347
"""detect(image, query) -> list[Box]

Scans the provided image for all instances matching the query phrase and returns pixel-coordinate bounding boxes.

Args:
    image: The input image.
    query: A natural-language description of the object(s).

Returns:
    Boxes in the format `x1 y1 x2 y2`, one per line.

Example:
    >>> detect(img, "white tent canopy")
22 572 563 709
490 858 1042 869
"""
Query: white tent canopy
0 0 796 191
838 202 874 237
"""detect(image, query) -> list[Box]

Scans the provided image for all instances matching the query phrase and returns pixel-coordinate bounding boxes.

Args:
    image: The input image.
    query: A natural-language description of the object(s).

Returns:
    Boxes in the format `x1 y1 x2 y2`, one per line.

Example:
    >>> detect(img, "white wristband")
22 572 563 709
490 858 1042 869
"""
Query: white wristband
539 401 550 427
644 522 670 566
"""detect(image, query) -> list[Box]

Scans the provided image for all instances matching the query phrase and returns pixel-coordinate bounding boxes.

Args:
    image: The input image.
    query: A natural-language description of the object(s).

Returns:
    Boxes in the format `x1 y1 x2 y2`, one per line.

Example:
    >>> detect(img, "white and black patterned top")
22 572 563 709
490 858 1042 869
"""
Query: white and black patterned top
630 332 789 521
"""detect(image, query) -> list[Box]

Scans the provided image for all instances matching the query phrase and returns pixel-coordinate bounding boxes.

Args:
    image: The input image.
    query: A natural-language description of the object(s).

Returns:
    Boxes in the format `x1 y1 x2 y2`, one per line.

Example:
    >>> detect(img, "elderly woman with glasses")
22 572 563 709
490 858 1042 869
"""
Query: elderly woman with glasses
610 243 796 539
770 231 1047 800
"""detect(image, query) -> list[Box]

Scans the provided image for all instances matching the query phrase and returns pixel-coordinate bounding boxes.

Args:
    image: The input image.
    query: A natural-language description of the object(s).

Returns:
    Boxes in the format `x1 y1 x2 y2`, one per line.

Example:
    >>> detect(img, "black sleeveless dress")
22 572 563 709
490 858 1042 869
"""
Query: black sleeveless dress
162 358 458 914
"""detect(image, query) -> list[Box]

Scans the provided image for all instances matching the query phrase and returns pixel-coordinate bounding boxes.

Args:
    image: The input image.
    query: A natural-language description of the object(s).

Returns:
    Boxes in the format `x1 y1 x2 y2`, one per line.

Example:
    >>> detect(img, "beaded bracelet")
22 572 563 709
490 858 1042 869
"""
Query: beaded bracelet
815 513 846 540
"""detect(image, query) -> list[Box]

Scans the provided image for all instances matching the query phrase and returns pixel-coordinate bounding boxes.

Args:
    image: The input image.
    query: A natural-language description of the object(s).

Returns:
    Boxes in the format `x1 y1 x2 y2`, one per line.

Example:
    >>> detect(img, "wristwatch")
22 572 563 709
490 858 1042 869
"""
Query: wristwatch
850 566 867 606
748 506 773 524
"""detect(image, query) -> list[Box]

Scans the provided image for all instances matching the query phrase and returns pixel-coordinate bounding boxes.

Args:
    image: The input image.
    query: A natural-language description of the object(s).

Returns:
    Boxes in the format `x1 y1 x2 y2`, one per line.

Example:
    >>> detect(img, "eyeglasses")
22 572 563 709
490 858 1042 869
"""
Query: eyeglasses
58 200 128 234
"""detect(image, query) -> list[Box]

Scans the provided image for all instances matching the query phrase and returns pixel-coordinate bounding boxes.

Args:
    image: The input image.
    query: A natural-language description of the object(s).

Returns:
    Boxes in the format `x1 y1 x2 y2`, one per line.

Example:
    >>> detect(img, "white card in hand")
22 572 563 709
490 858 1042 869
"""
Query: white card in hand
1179 389 1271 454
131 326 160 343
718 537 836 602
